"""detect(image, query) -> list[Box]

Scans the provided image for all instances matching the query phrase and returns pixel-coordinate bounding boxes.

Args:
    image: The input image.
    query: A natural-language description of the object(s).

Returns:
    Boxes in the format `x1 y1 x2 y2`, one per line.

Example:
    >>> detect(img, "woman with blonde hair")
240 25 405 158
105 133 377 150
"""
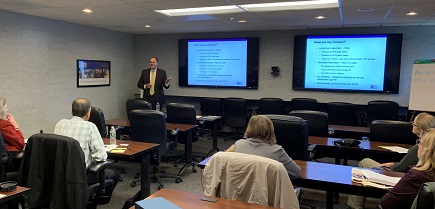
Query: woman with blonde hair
0 97 25 153
226 115 301 178
380 128 435 209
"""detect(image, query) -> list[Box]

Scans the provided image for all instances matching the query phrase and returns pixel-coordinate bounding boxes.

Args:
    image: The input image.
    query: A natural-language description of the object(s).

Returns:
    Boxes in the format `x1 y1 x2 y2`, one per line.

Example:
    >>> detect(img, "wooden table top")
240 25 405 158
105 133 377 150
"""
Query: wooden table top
129 188 280 209
105 119 198 132
103 138 159 157
0 186 30 204
0 186 30 197
308 136 413 152
329 125 370 134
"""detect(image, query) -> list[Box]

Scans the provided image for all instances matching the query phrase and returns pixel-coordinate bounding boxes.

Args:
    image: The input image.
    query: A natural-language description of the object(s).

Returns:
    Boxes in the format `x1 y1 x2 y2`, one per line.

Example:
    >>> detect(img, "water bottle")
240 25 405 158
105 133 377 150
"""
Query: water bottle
156 102 160 111
110 126 116 145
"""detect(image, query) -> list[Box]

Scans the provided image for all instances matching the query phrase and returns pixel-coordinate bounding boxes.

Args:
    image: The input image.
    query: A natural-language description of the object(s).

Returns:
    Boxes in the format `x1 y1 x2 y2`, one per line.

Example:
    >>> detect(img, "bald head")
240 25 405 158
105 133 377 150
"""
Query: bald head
72 98 91 117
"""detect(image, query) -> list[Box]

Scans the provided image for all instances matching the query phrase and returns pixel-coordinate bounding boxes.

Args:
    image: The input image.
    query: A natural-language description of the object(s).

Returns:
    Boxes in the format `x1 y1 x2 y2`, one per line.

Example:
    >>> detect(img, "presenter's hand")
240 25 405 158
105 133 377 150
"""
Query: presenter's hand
165 76 172 84
380 162 394 168
146 83 153 89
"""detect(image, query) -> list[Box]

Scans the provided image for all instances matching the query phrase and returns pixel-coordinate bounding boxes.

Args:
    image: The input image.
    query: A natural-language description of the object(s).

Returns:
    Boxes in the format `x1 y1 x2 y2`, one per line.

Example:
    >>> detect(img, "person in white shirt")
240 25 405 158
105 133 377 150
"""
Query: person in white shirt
54 98 120 197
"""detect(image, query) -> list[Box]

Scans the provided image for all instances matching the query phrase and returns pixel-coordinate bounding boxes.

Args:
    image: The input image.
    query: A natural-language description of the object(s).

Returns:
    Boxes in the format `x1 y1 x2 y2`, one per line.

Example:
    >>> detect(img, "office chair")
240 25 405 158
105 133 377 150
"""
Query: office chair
129 109 182 189
203 152 300 209
126 99 152 120
199 97 223 139
17 133 114 209
369 120 417 145
264 115 309 160
289 110 331 137
363 100 399 127
290 98 318 111
223 98 252 141
327 102 357 126
413 182 435 209
256 98 286 115
88 106 107 138
166 103 200 174
0 133 20 182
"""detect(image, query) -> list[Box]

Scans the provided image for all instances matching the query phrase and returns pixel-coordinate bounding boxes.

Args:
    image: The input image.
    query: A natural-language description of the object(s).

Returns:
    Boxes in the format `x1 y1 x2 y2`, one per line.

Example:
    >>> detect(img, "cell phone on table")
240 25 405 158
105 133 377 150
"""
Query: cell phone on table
201 197 218 203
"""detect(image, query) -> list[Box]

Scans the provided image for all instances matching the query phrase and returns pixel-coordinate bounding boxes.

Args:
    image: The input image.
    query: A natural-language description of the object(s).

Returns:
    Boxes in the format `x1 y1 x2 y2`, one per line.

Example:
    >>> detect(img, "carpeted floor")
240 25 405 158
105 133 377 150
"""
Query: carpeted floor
99 135 381 209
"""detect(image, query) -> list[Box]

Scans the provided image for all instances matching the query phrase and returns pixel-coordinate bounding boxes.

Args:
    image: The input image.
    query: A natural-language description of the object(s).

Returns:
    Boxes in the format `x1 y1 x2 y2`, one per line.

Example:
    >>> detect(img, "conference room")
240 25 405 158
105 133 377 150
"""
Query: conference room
1 0 435 208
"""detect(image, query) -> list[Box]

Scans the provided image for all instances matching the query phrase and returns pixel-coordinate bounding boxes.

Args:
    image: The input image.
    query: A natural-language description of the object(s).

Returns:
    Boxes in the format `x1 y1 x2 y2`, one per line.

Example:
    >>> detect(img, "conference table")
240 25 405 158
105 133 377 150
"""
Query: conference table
103 138 159 199
129 188 280 209
0 186 30 208
329 124 370 139
308 136 413 164
105 119 198 176
197 115 222 156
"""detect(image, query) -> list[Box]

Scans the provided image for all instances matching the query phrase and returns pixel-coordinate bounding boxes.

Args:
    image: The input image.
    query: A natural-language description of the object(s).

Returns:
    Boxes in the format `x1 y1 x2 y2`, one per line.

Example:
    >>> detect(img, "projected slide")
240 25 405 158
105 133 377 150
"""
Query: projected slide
187 39 247 87
305 35 387 91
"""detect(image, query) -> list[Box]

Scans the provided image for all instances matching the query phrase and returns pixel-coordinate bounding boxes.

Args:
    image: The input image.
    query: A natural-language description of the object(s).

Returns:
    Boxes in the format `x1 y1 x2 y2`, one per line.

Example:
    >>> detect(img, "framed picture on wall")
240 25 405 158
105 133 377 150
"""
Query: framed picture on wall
77 59 111 87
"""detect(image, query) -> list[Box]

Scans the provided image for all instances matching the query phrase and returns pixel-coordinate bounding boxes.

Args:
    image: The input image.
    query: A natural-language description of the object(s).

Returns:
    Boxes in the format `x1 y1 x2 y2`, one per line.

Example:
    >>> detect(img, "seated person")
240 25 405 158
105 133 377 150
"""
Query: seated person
347 112 435 209
54 98 120 197
0 97 25 171
380 128 435 209
226 115 301 179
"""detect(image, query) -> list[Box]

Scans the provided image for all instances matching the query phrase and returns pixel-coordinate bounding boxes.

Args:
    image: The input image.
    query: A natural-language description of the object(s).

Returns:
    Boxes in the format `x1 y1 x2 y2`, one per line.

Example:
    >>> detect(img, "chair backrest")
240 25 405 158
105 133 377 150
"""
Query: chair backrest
289 110 329 137
203 152 299 209
367 100 399 126
224 98 248 128
18 133 89 209
200 98 222 116
166 103 197 125
370 120 417 145
327 102 356 126
414 182 435 209
126 99 152 120
0 133 9 181
290 98 318 111
258 98 284 115
129 109 167 155
265 115 309 160
88 106 107 138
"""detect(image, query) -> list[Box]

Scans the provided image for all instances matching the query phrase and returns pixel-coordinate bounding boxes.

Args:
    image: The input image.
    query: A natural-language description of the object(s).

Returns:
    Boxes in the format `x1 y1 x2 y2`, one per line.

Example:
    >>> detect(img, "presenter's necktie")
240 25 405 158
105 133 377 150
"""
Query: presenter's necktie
150 70 156 95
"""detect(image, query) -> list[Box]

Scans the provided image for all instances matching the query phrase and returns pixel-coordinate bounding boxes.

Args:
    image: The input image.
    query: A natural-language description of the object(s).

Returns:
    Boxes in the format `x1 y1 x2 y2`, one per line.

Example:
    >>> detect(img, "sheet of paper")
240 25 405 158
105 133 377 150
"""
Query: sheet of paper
119 144 129 146
360 169 401 186
110 149 125 153
0 194 6 199
104 144 118 152
378 146 409 153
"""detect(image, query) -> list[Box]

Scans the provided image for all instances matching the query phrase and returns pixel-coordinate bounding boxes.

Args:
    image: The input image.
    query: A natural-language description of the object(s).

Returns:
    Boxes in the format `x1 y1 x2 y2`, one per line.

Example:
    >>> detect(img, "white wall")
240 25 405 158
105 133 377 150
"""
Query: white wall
134 26 435 107
0 10 136 137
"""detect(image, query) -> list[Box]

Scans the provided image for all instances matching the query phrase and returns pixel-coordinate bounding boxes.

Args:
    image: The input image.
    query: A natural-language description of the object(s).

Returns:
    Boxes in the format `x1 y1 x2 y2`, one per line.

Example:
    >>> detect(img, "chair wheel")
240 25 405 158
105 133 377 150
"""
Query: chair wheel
121 169 127 174
158 185 164 190
134 174 140 179
130 182 136 187
192 168 197 173
175 178 182 183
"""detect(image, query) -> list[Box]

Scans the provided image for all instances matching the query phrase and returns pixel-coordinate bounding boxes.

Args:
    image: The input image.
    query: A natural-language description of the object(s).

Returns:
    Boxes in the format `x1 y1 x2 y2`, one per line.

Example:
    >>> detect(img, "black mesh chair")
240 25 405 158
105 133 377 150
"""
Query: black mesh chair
327 102 356 126
223 98 252 141
18 134 114 209
88 107 107 138
199 97 223 139
129 110 182 189
0 133 20 182
363 100 399 127
126 99 152 120
264 115 309 160
369 120 417 145
290 98 318 111
166 103 200 174
289 110 330 137
257 98 286 115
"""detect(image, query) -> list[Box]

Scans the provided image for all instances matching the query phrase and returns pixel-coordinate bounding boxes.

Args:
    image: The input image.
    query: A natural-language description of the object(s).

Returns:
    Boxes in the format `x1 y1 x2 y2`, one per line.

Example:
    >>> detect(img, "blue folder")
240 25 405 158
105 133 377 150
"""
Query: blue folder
135 197 181 209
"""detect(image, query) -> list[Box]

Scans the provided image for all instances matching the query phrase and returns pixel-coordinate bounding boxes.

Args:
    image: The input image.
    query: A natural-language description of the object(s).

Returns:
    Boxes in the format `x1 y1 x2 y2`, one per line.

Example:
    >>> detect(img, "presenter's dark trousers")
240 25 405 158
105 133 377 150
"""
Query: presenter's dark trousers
146 94 162 111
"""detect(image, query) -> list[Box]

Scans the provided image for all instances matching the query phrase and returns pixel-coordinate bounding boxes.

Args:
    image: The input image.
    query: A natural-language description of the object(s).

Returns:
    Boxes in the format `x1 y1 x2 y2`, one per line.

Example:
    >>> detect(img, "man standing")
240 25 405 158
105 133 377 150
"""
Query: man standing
137 57 172 110
54 98 119 197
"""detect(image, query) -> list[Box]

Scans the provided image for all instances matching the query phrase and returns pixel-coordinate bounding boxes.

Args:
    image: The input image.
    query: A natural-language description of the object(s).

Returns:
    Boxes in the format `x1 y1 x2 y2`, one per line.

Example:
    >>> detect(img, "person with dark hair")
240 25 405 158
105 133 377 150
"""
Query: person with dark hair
226 115 301 178
0 96 25 153
54 98 120 197
137 57 172 110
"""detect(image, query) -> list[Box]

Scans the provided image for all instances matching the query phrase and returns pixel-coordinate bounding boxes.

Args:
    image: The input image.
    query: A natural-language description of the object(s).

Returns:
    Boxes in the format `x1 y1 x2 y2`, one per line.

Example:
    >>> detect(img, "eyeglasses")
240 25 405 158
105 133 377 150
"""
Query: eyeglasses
412 121 419 129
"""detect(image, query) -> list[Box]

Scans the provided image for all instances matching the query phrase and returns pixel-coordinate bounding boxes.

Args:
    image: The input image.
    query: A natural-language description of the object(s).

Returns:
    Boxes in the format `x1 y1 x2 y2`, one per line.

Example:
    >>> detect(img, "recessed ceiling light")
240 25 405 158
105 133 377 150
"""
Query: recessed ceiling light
406 12 418 16
144 25 152 28
356 8 374 12
315 16 326 19
82 8 93 13
238 20 247 23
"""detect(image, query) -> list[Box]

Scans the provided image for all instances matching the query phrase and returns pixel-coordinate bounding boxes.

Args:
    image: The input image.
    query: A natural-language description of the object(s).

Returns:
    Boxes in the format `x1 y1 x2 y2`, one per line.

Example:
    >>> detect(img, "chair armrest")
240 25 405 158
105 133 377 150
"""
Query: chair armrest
328 128 335 135
170 128 180 136
255 108 260 115
89 161 112 174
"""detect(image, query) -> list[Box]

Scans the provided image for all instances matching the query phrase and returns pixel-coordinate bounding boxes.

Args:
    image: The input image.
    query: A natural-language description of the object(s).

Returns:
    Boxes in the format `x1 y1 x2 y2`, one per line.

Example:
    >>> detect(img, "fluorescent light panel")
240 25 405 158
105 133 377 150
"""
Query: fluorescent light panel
156 0 338 16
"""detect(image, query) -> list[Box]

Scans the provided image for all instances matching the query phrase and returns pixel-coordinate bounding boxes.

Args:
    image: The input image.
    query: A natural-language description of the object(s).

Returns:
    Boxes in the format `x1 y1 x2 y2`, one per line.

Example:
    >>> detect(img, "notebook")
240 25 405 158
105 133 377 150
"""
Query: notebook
135 197 181 209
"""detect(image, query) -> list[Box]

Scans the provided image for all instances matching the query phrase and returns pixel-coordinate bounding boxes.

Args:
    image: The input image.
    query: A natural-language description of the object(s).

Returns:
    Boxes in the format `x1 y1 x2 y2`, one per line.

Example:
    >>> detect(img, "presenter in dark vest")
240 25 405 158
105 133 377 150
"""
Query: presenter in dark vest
137 57 172 110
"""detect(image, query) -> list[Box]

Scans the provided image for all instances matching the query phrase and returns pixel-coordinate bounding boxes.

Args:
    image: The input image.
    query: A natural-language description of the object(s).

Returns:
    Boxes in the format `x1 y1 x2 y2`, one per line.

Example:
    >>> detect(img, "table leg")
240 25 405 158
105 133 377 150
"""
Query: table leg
178 131 196 176
141 152 151 199
326 191 334 209
206 120 220 157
